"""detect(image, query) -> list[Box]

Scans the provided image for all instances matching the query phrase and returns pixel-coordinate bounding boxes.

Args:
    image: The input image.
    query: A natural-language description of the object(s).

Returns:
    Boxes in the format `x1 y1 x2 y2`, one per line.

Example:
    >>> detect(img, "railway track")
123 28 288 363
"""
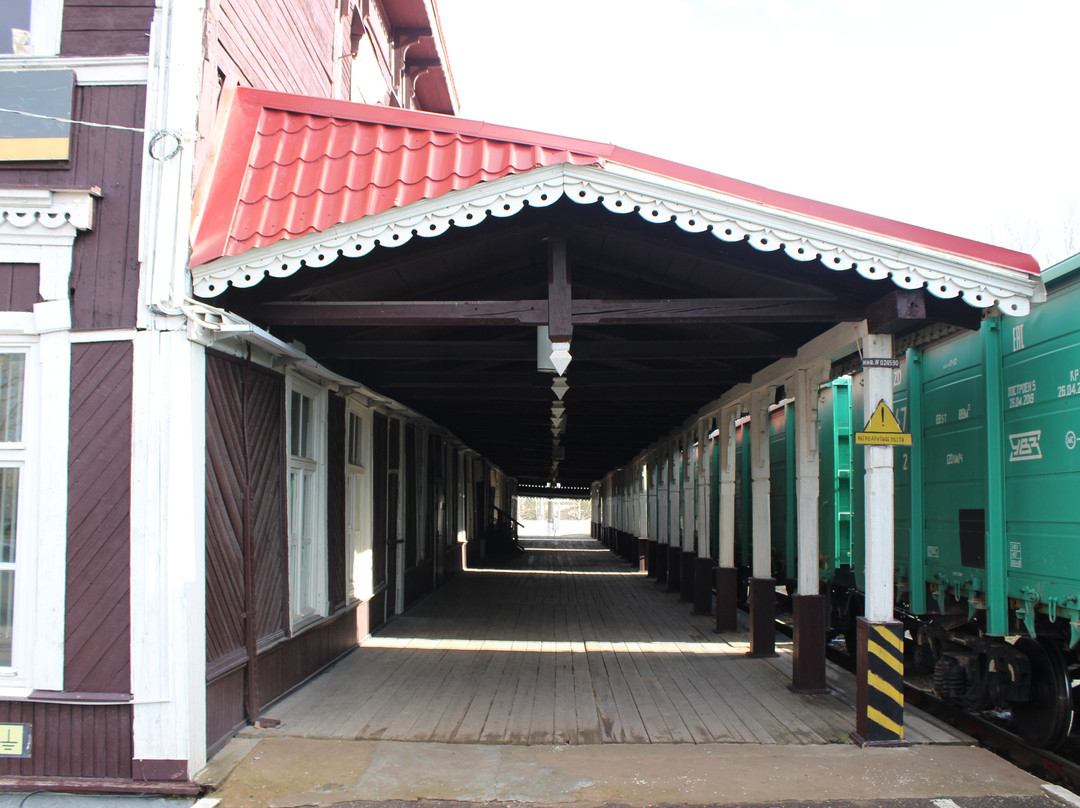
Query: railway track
772 615 1080 793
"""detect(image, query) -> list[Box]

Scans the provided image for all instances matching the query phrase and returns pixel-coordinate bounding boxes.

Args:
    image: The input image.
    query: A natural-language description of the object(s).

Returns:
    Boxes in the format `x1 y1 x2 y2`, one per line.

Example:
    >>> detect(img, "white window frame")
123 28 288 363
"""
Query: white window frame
285 373 328 631
345 400 373 602
0 340 51 694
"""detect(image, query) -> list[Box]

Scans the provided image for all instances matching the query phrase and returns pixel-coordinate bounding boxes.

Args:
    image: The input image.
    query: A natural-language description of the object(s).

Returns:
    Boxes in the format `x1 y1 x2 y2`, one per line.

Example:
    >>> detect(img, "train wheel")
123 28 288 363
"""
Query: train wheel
1010 637 1074 749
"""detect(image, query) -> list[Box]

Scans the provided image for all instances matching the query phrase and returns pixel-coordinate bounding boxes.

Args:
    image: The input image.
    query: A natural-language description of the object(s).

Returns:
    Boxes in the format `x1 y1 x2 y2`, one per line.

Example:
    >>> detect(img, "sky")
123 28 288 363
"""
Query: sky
436 0 1079 269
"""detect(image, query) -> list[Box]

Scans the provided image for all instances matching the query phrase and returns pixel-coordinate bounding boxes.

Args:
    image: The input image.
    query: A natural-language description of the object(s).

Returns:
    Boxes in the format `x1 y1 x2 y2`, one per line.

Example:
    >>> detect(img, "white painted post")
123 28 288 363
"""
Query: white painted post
794 365 828 596
697 421 708 556
130 332 207 774
750 388 772 579
718 407 737 569
665 442 673 542
683 430 695 552
863 333 895 622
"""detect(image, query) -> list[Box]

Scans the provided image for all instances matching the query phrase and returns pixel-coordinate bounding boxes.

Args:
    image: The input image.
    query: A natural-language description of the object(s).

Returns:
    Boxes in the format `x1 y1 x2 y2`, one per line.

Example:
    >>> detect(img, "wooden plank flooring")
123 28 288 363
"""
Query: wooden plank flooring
266 535 966 745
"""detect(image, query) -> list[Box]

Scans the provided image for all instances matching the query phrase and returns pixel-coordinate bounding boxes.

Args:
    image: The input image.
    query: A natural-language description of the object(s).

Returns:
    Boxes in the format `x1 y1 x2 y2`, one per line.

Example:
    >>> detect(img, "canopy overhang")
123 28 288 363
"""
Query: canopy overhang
188 88 1043 487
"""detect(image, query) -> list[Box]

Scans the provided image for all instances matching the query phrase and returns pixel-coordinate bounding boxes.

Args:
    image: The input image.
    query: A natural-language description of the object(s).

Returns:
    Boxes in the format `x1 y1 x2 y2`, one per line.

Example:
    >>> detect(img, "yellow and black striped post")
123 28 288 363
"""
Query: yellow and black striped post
852 617 908 746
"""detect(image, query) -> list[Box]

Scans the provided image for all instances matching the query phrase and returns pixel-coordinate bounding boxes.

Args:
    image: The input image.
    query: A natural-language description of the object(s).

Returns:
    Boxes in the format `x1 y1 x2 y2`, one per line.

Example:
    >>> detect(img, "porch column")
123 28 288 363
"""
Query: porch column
791 363 830 693
854 332 906 745
715 406 739 632
748 388 776 657
693 421 715 615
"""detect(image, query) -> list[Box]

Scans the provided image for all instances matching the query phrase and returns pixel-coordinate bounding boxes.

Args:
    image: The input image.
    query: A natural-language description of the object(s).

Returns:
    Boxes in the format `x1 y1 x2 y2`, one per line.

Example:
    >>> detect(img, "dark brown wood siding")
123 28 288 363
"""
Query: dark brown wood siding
248 369 288 646
60 0 156 57
254 608 357 712
205 352 289 752
0 264 40 311
66 341 132 694
0 701 132 778
0 84 144 329
205 356 246 677
327 394 346 612
208 0 339 99
204 667 245 758
204 353 365 753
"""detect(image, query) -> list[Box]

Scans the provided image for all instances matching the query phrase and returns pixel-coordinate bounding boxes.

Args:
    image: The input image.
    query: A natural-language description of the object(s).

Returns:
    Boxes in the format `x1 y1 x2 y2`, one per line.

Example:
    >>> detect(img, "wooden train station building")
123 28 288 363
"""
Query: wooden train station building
0 0 1044 796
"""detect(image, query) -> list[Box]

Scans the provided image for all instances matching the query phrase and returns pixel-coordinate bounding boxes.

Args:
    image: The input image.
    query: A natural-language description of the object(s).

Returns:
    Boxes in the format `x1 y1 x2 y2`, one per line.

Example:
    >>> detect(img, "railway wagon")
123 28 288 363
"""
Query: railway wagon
733 253 1080 747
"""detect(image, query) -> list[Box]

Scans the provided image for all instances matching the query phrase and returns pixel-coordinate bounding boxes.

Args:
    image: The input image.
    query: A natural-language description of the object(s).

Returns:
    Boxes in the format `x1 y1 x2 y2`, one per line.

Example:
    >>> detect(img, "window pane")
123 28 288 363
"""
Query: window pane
348 412 363 466
0 354 24 443
0 468 16 565
290 390 313 459
0 569 12 667
0 1 31 55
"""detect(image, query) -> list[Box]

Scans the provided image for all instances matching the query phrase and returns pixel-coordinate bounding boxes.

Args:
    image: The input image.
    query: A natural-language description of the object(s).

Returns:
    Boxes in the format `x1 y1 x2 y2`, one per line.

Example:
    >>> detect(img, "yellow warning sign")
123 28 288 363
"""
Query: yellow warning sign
855 400 913 446
0 723 29 757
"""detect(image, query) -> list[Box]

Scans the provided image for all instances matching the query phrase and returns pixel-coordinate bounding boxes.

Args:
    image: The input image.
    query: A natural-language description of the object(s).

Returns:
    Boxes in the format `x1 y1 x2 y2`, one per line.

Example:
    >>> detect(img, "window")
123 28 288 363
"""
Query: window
286 375 327 628
1 0 62 56
0 352 24 668
345 404 373 600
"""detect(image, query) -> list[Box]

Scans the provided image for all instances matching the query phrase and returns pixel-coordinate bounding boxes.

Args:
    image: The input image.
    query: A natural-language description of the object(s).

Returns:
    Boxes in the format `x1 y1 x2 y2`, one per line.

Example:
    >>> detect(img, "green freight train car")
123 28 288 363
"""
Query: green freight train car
737 251 1080 748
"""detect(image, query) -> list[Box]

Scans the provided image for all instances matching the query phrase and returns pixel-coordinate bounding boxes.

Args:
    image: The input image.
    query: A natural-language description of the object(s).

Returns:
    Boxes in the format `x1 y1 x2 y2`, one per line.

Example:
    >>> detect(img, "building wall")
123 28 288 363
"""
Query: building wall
60 0 156 57
1 83 145 330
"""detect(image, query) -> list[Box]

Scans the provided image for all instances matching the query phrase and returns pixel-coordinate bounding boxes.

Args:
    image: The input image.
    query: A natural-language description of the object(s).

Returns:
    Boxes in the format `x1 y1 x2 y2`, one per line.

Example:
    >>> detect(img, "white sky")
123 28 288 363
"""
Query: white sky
436 0 1079 268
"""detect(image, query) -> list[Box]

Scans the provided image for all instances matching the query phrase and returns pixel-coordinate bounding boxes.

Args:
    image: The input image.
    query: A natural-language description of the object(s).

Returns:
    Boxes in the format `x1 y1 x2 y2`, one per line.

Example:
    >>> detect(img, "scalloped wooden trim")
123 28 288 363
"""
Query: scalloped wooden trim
192 166 1036 315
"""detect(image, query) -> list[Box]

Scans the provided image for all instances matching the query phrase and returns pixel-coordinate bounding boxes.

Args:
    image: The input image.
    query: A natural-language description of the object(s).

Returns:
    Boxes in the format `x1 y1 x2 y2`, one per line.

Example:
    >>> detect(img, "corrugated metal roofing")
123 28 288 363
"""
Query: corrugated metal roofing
189 86 1040 277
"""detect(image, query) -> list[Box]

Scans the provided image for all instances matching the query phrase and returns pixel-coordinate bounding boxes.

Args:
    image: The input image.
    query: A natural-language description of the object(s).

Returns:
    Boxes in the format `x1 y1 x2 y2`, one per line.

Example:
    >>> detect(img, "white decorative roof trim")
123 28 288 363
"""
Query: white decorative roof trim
192 164 1040 315
0 188 99 303
0 188 98 235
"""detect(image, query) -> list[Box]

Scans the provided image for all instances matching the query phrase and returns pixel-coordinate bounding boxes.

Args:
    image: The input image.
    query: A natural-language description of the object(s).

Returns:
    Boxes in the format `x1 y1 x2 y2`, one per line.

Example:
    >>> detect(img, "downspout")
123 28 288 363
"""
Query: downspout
241 347 260 726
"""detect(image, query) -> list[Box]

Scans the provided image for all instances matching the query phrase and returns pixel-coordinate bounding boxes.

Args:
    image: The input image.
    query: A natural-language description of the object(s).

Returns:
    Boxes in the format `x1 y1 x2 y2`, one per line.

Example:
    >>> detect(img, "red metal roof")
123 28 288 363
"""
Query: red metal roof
190 86 1040 276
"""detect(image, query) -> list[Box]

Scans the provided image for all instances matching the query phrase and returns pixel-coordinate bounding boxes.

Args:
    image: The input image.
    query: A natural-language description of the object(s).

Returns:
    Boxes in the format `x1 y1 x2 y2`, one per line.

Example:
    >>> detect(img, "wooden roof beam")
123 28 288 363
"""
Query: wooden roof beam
253 297 864 326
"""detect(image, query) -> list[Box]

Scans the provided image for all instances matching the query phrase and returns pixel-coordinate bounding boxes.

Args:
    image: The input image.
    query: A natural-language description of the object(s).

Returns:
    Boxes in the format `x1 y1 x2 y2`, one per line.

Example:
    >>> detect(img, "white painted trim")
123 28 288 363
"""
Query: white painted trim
862 333 895 622
0 55 149 84
750 389 772 579
717 406 737 568
27 0 63 56
794 365 829 596
191 163 1040 315
286 372 329 628
0 187 99 304
69 328 136 343
130 332 207 773
0 335 67 692
345 398 374 602
137 0 206 326
30 331 68 690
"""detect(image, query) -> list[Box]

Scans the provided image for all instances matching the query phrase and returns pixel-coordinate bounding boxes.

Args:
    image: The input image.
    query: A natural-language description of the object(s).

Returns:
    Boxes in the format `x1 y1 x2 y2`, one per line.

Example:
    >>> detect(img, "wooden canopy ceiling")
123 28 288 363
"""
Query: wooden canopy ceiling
212 198 983 488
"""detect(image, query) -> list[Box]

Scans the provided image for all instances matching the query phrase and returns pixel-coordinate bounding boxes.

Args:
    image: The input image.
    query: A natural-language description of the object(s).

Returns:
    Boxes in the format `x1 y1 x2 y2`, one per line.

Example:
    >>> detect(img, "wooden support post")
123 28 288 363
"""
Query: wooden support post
547 233 572 342
749 388 776 657
792 364 829 693
855 332 905 741
716 406 739 633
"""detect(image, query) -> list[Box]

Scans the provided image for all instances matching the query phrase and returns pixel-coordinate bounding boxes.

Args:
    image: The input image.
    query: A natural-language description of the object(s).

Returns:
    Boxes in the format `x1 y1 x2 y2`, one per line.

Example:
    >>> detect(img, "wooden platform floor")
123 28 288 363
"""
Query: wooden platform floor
265 535 964 745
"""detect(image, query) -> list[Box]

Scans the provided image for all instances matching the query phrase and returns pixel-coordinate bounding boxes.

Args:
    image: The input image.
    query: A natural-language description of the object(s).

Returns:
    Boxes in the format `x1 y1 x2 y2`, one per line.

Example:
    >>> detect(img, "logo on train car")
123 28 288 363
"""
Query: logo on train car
1008 430 1042 461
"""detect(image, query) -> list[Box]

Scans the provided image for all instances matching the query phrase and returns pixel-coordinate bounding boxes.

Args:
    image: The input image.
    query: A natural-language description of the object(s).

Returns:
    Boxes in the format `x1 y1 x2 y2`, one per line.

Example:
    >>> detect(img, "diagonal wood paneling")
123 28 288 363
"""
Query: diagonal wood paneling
205 354 246 671
245 365 286 644
205 354 288 673
66 341 132 694
327 394 346 612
